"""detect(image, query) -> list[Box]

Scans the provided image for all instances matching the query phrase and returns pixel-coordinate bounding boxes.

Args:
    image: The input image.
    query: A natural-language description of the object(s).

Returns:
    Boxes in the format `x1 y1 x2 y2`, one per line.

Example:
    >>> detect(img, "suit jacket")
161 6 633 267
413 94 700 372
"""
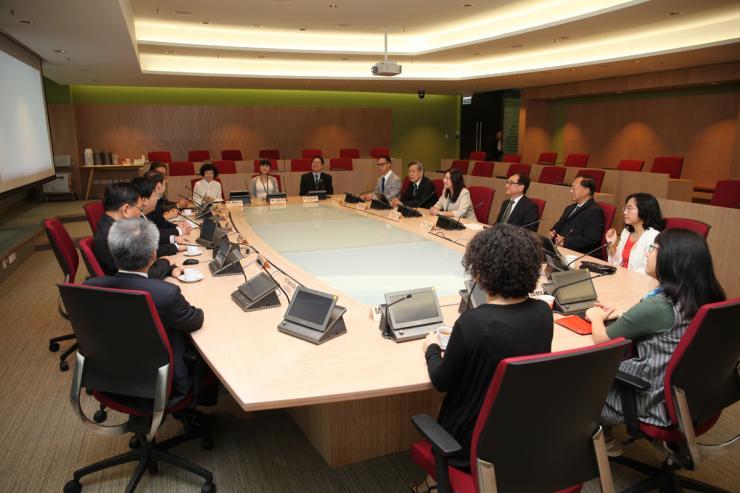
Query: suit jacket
299 172 334 195
375 172 402 201
83 272 204 397
147 198 179 237
495 195 540 231
400 176 437 208
551 198 605 254
93 215 173 279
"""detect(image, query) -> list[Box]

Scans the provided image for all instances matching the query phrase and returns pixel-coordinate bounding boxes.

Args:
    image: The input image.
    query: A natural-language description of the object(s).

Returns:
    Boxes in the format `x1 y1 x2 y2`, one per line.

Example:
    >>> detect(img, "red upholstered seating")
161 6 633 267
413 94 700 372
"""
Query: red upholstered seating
650 156 683 179
259 149 280 160
187 150 211 161
220 149 242 160
596 201 616 259
450 160 469 174
537 151 557 165
147 151 171 163
537 166 566 184
253 159 279 172
468 151 486 160
212 160 236 174
369 147 390 158
169 161 195 176
339 148 360 158
329 158 353 171
506 163 531 178
82 201 104 235
709 180 740 209
467 186 494 224
530 197 546 220
301 149 322 158
78 236 105 278
664 217 711 239
291 159 313 172
616 159 645 172
470 161 493 177
577 169 605 193
501 153 521 163
564 153 589 167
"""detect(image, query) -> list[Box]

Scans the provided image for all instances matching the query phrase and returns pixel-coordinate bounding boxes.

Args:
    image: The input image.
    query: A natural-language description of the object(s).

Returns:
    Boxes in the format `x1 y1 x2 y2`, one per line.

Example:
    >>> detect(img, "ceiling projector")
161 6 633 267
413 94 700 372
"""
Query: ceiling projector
371 61 402 76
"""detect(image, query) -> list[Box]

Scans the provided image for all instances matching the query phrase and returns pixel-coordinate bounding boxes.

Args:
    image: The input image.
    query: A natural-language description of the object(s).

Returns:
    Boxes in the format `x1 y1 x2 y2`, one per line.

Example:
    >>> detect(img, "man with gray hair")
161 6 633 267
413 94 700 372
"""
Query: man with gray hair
393 161 438 209
85 218 205 399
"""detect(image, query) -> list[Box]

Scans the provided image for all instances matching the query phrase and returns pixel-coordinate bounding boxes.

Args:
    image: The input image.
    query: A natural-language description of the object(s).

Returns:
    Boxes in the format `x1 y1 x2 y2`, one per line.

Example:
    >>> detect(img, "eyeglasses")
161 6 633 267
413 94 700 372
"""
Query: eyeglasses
623 206 637 212
505 180 521 186
647 244 660 253
375 162 387 167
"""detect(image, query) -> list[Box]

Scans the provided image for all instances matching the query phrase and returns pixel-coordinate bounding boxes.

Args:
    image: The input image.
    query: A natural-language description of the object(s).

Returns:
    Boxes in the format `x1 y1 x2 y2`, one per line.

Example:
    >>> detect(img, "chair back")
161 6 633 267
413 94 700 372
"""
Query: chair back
710 180 740 209
369 147 390 159
665 299 740 425
506 163 532 179
616 159 645 172
472 339 629 492
596 202 616 260
78 236 105 278
471 161 493 177
329 157 353 171
578 169 605 193
253 159 279 172
468 186 494 224
401 176 411 194
259 149 280 160
537 166 566 184
58 284 174 399
83 201 104 235
147 151 171 163
187 150 211 162
220 149 242 161
251 174 282 192
450 160 469 174
291 158 313 172
650 156 683 179
43 218 79 283
664 217 711 239
212 160 236 175
302 149 322 158
564 153 589 167
169 161 195 176
339 148 360 159
190 178 224 200
432 179 444 198
537 152 557 165
501 153 521 163
468 151 486 160
530 197 546 220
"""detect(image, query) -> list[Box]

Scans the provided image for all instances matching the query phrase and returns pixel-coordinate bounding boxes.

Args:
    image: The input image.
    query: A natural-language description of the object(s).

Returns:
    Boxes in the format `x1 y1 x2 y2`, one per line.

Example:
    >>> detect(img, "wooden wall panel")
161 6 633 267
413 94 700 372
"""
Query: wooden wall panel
46 103 81 196
520 98 552 164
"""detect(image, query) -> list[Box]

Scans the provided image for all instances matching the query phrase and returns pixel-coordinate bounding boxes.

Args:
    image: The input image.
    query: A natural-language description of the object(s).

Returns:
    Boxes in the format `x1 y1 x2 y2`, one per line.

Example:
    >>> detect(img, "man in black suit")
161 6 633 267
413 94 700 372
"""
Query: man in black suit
149 161 190 210
132 176 187 258
94 183 180 279
144 171 194 238
299 155 333 195
495 173 540 231
550 176 605 254
393 161 437 208
85 218 204 399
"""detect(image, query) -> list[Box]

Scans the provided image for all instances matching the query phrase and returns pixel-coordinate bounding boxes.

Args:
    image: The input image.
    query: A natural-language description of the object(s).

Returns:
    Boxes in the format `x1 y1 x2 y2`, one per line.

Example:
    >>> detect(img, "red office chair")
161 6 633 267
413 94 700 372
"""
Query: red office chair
169 161 195 176
251 174 282 192
468 186 494 224
253 159 279 172
147 151 172 164
501 153 521 163
616 159 645 172
468 151 486 160
597 202 616 260
432 179 444 198
329 158 353 171
564 153 589 167
259 149 280 160
530 197 546 220
401 176 411 194
538 166 566 184
339 148 360 159
471 162 493 177
42 218 79 371
578 169 605 193
211 160 236 175
370 147 390 159
83 201 104 235
612 299 740 493
664 218 711 239
450 160 470 174
410 339 629 493
709 180 740 209
291 159 313 172
78 237 105 278
506 163 532 178
220 149 242 161
302 149 322 158
59 284 215 493
189 178 224 201
650 156 684 179
187 150 211 162
537 152 558 165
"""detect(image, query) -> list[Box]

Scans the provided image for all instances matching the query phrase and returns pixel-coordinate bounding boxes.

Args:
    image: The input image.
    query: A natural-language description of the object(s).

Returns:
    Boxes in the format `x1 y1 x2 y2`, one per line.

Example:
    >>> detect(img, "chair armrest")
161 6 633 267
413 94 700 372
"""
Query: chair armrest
613 371 649 437
614 371 649 391
411 414 463 457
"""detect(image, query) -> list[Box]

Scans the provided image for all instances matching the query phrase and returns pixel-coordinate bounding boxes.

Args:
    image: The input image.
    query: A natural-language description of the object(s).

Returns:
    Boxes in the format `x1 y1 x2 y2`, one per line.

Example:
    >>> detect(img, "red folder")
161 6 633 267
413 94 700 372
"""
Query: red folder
556 315 593 335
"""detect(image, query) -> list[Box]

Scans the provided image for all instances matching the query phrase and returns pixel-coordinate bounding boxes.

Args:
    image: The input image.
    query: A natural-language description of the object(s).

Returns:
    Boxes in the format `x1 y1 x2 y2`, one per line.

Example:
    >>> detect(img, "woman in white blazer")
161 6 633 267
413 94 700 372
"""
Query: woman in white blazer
192 162 222 206
430 168 476 220
606 193 664 274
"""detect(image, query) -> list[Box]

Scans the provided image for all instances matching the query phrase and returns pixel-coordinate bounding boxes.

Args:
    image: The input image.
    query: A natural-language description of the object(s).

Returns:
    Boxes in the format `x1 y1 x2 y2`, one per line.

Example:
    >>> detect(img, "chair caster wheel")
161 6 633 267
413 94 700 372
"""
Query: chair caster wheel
49 342 60 352
201 436 214 450
148 462 158 474
93 410 107 423
129 436 141 449
201 481 216 493
60 360 69 372
64 479 82 493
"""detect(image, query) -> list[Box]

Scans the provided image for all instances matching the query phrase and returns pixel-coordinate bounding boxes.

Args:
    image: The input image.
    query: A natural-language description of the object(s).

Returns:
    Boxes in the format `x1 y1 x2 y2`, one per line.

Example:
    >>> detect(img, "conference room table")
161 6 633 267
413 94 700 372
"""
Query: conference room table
171 197 655 467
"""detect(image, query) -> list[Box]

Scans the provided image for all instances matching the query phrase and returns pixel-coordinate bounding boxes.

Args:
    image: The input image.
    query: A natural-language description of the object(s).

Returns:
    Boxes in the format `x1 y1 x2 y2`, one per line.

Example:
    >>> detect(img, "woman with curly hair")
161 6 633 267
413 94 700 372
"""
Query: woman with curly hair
412 225 553 492
192 162 222 206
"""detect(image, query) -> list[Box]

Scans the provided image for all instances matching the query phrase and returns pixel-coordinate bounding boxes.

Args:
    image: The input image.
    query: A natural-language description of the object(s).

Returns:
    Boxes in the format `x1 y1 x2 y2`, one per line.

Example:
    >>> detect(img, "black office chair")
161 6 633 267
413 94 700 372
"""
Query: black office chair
59 283 216 493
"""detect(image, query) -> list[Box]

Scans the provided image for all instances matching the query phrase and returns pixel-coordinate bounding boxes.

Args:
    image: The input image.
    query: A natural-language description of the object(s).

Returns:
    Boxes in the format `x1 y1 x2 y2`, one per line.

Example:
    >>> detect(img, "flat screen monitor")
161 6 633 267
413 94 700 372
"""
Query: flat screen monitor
551 269 597 305
284 286 338 331
539 234 570 271
238 272 277 301
385 287 443 330
464 279 487 308
199 217 217 241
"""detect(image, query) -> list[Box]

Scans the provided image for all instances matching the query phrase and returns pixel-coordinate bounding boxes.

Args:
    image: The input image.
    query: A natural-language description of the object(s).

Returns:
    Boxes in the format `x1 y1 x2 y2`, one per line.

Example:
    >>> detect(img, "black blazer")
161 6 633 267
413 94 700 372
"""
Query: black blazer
147 198 179 237
299 172 333 195
551 198 605 254
495 195 540 231
93 215 173 279
399 176 437 208
84 272 204 397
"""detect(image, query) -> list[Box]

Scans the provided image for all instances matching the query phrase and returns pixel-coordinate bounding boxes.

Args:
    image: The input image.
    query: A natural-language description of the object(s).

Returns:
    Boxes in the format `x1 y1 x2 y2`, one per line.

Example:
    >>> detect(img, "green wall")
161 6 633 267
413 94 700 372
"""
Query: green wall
64 84 460 171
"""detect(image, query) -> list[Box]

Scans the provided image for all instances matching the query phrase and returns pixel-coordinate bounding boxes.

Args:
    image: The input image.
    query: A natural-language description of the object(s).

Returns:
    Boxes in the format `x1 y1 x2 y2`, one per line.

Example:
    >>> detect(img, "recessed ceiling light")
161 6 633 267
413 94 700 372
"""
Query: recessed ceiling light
17 19 34 25
201 21 211 25
633 59 641 64
558 35 570 40
299 27 307 31
328 3 339 8
165 50 176 54
463 3 473 7
569 68 576 71
257 55 265 59
509 44 525 49
173 10 191 16
53 49 66 54
341 57 349 61
473 52 481 56
666 11 681 16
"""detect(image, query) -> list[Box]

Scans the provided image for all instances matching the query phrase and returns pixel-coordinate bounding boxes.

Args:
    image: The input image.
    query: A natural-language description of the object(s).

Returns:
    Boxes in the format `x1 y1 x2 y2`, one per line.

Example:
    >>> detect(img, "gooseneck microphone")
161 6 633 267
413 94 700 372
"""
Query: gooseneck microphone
518 217 542 230
383 294 412 339
550 271 611 298
565 243 609 267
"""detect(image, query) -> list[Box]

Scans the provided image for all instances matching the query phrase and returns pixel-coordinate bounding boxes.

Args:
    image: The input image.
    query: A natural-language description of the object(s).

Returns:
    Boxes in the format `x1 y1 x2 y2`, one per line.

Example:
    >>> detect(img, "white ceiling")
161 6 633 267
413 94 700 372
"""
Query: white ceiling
1 0 739 94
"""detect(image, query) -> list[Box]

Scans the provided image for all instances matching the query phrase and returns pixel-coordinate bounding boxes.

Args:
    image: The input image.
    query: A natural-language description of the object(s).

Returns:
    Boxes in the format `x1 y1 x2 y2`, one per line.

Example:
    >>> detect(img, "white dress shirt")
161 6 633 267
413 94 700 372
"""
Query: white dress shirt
193 179 222 206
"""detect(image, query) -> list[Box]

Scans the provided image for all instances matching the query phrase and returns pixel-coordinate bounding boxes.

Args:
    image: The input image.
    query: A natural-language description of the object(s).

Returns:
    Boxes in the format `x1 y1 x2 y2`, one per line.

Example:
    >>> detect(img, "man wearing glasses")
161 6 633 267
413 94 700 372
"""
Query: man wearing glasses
362 155 401 202
495 173 540 231
549 175 604 254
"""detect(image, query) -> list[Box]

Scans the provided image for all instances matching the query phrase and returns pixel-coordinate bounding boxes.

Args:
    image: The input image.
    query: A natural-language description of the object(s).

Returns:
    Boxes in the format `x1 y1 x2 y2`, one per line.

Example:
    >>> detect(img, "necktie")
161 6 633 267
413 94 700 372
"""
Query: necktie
381 177 386 193
501 200 514 223
314 173 320 186
413 183 418 197
567 204 581 219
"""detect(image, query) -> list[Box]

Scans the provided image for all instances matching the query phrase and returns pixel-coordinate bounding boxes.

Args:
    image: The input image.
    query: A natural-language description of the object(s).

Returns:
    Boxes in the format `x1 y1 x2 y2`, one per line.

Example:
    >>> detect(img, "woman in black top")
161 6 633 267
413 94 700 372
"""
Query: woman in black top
412 224 553 492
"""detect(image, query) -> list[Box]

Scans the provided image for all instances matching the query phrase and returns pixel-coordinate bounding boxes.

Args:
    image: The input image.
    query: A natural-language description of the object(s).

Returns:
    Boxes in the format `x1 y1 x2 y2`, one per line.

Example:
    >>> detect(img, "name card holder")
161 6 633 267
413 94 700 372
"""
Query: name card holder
302 195 319 203
387 211 402 222
269 197 288 205
226 200 245 207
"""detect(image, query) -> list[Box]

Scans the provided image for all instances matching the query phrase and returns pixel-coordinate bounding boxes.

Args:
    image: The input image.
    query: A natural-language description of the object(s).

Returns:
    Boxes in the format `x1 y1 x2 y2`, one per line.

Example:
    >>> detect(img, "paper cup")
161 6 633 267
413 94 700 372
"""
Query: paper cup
182 209 193 216
186 245 200 255
182 268 200 281
437 326 453 348
564 254 579 265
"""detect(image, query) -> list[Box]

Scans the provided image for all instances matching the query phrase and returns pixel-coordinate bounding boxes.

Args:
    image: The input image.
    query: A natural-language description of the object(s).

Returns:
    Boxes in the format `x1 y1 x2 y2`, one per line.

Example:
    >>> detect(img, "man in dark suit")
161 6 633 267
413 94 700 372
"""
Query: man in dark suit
299 156 334 195
145 171 191 237
393 161 437 209
550 176 605 254
85 218 204 399
495 173 540 231
132 176 186 258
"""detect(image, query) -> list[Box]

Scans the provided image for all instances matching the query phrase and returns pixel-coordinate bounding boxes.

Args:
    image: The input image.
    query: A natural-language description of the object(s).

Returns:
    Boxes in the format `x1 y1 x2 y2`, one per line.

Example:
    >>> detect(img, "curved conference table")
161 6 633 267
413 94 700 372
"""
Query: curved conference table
173 197 655 466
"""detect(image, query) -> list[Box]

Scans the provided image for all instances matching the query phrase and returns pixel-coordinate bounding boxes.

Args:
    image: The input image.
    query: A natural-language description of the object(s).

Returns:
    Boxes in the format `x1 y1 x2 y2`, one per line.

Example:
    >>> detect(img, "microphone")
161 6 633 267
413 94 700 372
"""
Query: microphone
177 194 199 208
549 271 612 298
256 256 290 302
403 190 436 210
383 294 412 339
466 279 477 310
565 243 608 267
185 185 207 201
177 212 201 228
517 218 542 230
